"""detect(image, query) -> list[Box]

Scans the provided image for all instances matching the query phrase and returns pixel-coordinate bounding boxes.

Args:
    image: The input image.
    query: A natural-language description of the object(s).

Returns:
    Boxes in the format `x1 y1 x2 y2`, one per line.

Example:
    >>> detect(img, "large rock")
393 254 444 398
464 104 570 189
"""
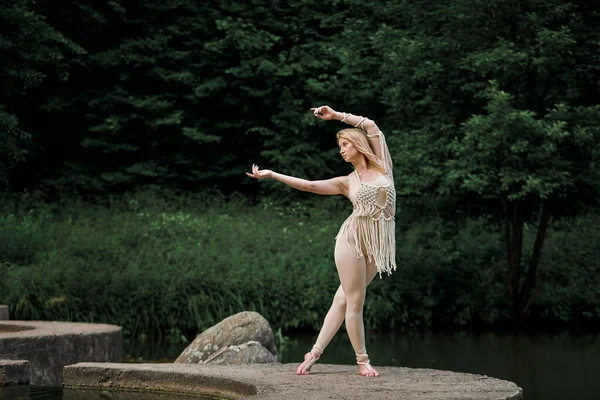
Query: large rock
205 341 278 365
175 311 277 364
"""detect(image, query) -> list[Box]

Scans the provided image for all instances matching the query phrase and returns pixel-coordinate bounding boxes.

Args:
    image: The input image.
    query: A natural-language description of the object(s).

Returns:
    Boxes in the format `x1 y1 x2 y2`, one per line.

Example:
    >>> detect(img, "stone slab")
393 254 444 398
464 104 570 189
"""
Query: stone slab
0 360 30 386
0 306 8 321
0 321 122 386
63 362 523 400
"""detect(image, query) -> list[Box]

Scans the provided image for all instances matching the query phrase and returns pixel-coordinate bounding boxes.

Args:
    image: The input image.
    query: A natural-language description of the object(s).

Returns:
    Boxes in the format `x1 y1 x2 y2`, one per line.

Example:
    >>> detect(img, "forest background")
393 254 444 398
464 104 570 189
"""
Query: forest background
1 0 599 343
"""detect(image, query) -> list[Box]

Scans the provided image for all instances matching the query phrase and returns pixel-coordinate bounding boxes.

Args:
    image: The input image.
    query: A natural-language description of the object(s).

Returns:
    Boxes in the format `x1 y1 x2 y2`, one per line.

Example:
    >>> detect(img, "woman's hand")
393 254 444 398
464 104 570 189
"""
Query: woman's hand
311 105 338 121
246 164 273 180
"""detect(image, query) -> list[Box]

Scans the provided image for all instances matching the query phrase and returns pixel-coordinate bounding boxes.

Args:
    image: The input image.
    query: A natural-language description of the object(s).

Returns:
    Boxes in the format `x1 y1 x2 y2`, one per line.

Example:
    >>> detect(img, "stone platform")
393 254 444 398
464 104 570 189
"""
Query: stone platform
0 321 121 386
64 362 523 400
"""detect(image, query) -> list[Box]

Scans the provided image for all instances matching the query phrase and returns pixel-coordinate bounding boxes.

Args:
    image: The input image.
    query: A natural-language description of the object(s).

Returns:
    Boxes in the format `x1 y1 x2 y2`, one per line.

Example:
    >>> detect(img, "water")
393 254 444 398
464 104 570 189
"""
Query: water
282 331 600 400
0 385 61 400
3 331 598 399
127 330 600 400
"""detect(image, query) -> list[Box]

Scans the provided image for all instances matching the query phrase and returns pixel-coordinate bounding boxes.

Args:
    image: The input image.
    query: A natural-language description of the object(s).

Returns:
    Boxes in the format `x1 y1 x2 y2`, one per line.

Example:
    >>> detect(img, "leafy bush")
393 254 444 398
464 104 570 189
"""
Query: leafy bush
0 191 598 341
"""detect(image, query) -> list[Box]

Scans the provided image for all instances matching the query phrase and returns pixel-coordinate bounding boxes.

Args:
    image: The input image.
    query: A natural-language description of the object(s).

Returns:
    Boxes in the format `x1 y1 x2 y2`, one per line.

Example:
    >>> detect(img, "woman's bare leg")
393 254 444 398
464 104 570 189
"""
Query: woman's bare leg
297 236 380 376
356 257 379 376
296 285 346 375
335 235 379 377
313 285 347 350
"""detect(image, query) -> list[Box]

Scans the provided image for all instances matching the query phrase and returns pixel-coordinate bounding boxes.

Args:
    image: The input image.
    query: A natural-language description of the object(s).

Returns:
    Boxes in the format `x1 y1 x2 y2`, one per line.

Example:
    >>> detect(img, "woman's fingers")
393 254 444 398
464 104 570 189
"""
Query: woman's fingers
311 106 327 117
247 164 262 179
311 106 325 118
247 164 257 178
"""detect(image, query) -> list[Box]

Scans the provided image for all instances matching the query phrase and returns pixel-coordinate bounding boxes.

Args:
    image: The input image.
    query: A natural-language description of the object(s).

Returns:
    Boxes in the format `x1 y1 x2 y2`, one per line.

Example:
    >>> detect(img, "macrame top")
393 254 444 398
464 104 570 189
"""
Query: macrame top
336 131 396 277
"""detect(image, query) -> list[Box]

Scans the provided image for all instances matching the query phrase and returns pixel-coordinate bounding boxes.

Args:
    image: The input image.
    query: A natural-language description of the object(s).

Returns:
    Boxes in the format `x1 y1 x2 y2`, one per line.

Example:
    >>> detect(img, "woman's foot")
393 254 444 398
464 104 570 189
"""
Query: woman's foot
296 351 320 375
358 362 380 377
356 353 380 377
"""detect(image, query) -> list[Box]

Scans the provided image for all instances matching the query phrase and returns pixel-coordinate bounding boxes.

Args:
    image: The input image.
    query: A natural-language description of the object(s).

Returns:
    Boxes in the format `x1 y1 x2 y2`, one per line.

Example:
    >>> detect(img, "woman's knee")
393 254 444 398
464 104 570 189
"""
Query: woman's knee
332 289 347 309
345 294 365 312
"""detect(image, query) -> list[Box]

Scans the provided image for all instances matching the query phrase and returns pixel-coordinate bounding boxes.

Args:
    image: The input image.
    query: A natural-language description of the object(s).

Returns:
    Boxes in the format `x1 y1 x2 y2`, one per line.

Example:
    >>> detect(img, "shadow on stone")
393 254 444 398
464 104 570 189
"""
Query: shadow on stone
0 325 34 334
64 388 220 400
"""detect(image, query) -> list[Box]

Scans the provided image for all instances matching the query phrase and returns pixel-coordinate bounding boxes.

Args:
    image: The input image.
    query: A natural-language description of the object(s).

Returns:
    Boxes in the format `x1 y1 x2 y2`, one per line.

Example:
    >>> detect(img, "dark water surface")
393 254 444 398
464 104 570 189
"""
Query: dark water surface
0 385 62 400
282 331 600 400
3 331 598 400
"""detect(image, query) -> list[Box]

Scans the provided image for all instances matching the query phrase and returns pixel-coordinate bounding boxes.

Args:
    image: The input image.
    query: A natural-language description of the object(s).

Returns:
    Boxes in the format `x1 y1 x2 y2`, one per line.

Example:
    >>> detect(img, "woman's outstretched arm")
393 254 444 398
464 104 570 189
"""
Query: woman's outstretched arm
246 164 348 196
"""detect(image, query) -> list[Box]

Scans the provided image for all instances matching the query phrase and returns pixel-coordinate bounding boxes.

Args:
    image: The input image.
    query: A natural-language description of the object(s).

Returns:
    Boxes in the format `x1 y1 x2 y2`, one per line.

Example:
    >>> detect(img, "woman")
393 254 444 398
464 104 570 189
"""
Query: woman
246 105 396 377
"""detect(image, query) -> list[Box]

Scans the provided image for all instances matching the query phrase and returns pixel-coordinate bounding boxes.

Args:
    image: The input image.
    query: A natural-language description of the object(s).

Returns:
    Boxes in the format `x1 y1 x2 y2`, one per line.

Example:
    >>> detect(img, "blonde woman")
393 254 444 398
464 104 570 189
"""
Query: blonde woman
246 105 396 377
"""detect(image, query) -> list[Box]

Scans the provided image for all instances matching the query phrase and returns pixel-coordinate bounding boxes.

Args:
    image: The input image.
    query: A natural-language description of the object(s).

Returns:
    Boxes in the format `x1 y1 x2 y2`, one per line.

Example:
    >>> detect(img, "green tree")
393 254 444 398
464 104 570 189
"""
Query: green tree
0 0 84 190
36 0 223 192
360 0 600 320
33 0 364 193
447 85 600 320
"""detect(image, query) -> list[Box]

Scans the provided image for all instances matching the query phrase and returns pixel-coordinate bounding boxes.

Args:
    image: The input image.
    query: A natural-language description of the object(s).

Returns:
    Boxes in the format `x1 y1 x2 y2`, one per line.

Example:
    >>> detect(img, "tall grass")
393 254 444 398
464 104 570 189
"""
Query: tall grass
0 190 599 342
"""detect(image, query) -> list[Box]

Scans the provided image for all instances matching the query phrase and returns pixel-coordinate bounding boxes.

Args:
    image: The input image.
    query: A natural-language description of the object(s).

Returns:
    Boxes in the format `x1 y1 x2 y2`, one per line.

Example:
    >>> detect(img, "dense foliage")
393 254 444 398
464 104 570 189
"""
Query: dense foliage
0 192 598 341
2 0 598 194
1 0 599 331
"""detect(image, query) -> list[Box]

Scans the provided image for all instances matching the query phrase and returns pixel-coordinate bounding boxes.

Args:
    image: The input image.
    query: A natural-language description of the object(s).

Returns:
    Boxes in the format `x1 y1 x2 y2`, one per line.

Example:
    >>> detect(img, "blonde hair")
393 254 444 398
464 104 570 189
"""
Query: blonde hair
336 128 385 175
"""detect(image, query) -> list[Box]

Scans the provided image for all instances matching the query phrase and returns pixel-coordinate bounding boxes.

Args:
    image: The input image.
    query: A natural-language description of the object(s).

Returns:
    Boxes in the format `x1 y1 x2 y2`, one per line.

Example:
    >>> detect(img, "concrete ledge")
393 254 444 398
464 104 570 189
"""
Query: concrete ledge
0 360 30 386
0 321 122 386
63 362 523 400
0 306 8 321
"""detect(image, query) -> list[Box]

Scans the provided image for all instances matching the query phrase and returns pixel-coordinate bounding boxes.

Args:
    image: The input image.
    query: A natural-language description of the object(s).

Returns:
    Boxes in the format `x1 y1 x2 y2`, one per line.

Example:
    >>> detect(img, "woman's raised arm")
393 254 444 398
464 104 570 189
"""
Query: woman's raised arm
311 106 393 177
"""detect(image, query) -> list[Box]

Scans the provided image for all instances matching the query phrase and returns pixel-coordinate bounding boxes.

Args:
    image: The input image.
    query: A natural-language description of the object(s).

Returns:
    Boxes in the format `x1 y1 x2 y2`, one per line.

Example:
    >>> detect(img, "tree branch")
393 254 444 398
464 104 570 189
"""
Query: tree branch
518 201 552 320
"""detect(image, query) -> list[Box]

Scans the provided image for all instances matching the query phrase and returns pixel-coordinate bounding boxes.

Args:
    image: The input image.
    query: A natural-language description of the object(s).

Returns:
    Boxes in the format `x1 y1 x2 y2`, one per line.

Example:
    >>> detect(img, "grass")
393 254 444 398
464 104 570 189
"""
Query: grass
1 189 599 343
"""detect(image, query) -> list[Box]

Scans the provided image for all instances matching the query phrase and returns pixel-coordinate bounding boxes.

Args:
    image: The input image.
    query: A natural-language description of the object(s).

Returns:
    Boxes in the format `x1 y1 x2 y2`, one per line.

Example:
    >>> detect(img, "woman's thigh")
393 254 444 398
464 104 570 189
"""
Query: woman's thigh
365 258 378 287
334 233 366 303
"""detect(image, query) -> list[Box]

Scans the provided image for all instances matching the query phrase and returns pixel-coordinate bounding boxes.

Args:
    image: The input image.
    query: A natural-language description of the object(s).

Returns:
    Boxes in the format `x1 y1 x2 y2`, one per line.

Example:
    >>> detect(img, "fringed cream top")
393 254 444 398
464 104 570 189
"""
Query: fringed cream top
336 131 396 277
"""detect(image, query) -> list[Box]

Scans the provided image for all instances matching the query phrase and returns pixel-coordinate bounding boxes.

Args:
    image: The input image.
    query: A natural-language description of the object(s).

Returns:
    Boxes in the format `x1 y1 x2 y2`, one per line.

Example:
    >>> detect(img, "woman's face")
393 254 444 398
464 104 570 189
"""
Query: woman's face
338 137 359 163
